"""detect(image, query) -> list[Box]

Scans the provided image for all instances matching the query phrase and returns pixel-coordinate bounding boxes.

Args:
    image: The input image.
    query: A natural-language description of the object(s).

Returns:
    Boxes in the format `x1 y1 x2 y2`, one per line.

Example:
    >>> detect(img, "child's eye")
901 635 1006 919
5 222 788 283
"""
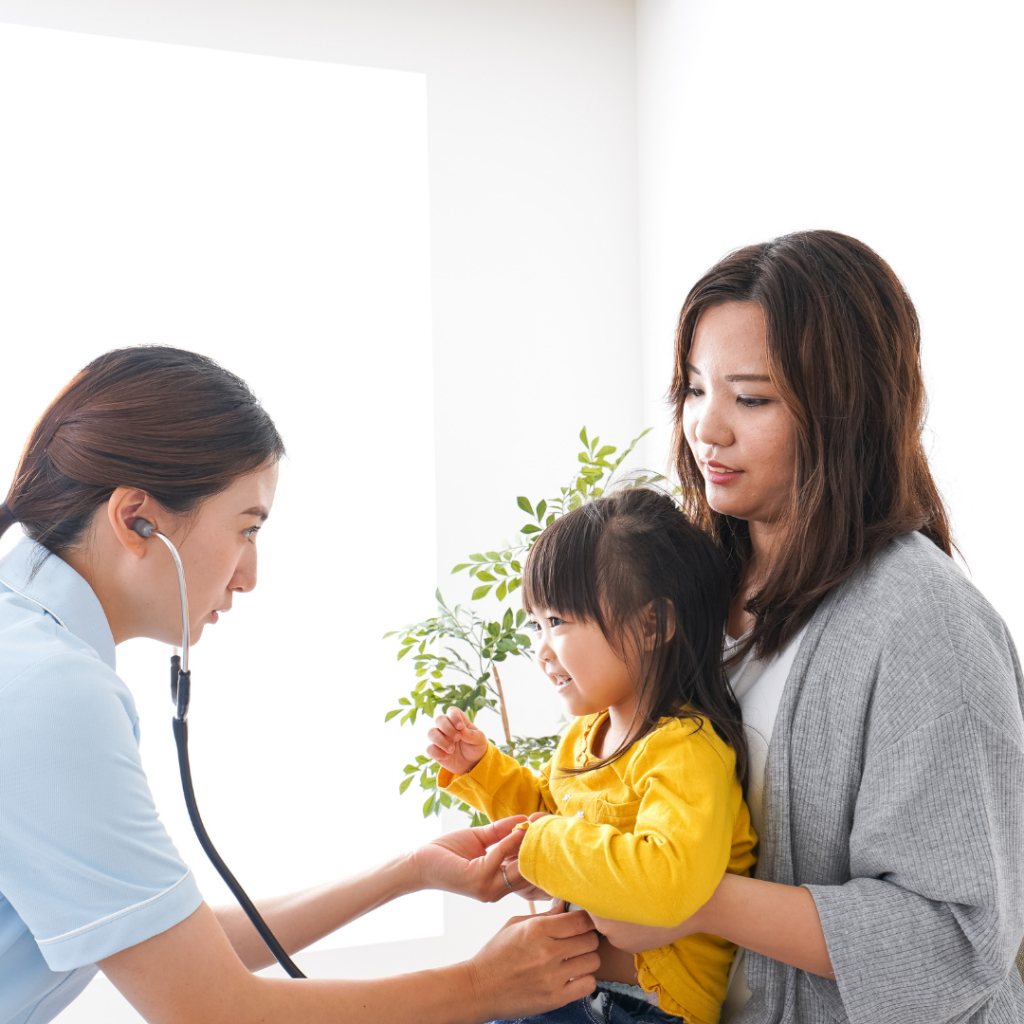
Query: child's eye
548 616 565 628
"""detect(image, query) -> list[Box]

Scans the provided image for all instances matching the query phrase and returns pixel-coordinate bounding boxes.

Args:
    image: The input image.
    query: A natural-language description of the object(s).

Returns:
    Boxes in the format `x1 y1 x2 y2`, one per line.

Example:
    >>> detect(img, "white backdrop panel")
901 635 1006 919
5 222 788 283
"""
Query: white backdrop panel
0 22 441 953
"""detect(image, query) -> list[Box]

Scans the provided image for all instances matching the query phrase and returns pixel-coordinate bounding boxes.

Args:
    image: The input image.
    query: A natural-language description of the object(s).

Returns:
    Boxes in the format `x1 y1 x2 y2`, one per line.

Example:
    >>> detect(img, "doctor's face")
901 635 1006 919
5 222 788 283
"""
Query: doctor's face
163 461 280 644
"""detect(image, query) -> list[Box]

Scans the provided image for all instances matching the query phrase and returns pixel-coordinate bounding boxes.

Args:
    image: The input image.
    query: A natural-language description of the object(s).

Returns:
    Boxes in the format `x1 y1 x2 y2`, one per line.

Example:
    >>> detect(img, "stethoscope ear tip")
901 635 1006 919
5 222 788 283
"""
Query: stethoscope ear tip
132 518 156 538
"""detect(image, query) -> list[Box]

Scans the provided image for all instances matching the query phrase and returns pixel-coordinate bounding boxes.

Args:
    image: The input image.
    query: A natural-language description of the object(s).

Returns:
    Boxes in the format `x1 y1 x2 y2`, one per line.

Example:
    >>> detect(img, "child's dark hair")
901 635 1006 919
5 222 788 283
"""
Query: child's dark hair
522 487 747 787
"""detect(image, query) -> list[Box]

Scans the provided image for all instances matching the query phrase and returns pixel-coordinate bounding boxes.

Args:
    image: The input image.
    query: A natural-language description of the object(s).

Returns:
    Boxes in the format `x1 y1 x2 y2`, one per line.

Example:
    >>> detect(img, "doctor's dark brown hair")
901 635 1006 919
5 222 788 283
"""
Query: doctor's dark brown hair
0 346 285 557
522 487 747 787
670 229 952 661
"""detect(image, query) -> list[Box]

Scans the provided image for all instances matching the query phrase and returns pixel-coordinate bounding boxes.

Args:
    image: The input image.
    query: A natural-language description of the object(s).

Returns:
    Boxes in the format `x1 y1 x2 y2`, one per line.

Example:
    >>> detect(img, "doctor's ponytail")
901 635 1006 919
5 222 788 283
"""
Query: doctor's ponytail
0 347 285 557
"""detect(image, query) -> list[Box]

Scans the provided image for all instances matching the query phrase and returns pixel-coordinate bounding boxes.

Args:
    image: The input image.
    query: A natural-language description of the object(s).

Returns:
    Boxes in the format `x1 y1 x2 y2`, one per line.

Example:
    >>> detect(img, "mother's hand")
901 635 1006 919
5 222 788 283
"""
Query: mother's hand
411 815 532 902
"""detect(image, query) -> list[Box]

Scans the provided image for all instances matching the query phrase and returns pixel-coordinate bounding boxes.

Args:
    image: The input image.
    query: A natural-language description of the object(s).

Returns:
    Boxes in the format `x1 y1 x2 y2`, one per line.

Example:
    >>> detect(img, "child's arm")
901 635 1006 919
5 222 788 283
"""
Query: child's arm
428 709 558 821
515 726 752 928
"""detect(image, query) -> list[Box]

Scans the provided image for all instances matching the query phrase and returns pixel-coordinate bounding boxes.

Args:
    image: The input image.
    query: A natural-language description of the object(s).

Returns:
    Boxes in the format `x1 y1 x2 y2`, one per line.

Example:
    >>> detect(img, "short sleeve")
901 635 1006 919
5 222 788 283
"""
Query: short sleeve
0 651 203 970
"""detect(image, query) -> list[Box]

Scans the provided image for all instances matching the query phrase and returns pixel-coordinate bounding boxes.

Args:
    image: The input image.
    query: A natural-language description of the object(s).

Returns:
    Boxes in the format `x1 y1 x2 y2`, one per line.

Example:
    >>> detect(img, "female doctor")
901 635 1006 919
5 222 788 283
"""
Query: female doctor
0 346 599 1024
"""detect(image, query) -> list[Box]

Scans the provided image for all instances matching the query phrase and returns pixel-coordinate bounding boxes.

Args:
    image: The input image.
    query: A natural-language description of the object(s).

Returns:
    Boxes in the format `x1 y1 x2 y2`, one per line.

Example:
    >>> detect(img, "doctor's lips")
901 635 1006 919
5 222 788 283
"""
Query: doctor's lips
208 606 231 624
703 460 743 485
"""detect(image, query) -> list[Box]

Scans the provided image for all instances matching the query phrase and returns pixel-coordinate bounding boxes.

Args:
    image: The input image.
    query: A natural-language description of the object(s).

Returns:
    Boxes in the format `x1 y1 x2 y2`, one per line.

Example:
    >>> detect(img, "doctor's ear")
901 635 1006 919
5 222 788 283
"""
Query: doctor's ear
106 487 162 558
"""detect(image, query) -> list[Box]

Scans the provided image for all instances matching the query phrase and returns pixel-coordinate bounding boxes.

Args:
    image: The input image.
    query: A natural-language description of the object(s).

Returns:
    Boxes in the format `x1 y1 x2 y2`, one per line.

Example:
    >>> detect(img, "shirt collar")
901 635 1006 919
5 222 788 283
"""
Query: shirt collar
0 536 116 670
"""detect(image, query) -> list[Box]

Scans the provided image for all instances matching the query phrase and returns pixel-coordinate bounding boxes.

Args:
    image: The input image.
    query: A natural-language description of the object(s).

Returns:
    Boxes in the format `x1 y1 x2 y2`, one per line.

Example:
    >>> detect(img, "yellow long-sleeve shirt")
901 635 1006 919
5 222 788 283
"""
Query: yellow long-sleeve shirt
439 712 757 1024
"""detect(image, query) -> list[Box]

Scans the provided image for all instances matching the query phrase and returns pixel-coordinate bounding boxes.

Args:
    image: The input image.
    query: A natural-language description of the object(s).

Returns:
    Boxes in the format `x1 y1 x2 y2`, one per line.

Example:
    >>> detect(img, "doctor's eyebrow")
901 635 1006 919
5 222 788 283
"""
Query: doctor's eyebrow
240 506 270 521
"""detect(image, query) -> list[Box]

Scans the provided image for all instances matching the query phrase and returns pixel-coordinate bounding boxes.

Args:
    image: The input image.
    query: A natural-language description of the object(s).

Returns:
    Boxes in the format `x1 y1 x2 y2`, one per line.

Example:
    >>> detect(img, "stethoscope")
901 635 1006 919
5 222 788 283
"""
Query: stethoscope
132 517 306 979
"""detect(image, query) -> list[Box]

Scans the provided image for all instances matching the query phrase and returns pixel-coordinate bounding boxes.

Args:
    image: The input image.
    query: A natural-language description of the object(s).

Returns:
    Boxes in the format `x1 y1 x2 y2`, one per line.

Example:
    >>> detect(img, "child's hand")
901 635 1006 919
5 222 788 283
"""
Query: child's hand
427 707 489 775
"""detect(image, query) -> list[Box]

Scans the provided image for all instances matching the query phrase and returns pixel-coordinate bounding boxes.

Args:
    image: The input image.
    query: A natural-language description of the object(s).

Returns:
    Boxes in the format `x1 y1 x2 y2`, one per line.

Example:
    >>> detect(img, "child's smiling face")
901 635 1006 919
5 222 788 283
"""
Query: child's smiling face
528 609 637 720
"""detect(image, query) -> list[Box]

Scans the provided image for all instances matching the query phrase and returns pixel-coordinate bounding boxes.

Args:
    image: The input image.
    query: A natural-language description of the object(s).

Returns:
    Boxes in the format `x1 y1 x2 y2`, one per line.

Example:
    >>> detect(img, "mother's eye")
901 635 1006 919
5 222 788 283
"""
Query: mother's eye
738 396 772 408
684 385 703 398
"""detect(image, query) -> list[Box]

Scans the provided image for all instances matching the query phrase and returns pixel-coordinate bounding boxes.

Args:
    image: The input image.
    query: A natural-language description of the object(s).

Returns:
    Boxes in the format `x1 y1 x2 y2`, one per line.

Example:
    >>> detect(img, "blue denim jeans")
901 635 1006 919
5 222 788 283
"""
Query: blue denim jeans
490 983 680 1024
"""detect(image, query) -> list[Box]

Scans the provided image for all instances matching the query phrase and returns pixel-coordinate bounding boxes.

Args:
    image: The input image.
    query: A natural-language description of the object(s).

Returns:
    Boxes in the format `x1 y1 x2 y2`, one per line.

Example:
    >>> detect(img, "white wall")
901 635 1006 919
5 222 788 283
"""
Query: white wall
0 1 642 1018
636 0 1024 643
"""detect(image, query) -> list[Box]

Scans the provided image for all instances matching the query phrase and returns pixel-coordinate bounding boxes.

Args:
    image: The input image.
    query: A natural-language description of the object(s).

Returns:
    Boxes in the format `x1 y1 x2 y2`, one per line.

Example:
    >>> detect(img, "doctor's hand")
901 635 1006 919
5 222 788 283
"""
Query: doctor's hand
498 812 555 901
412 815 531 903
468 906 599 1020
426 706 488 776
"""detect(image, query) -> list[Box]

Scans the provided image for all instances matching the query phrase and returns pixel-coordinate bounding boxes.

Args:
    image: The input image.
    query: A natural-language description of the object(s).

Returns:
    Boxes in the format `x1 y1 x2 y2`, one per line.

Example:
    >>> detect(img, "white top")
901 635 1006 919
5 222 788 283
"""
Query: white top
720 624 808 1021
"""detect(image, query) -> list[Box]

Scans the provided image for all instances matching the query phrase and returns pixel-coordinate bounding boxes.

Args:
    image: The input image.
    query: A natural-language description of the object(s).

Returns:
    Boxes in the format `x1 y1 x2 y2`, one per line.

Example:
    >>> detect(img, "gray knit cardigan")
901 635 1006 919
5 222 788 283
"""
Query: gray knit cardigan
738 532 1024 1023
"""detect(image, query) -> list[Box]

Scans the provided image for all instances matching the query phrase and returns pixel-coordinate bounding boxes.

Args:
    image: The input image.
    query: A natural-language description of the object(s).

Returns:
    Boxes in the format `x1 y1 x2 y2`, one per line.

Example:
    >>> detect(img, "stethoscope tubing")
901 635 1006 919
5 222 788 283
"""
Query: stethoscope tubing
135 518 305 979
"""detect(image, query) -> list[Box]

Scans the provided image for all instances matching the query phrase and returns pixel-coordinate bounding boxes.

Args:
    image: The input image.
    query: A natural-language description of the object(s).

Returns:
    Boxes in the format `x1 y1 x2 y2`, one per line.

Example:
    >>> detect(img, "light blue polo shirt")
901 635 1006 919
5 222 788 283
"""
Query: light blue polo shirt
0 538 203 1024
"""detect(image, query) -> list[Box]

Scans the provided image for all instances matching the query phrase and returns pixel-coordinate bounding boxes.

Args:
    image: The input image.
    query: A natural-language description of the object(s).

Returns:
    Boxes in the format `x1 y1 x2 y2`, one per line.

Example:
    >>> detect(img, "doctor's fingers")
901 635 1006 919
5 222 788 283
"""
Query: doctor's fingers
471 815 528 848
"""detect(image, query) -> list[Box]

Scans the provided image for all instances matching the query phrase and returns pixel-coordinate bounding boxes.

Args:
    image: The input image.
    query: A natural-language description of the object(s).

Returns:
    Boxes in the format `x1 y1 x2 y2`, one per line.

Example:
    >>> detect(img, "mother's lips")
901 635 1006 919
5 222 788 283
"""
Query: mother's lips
704 461 743 483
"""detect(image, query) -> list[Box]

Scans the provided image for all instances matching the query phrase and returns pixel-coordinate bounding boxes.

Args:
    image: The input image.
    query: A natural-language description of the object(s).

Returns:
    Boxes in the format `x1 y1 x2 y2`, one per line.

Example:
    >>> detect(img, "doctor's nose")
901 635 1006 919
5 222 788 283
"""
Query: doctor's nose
231 547 258 594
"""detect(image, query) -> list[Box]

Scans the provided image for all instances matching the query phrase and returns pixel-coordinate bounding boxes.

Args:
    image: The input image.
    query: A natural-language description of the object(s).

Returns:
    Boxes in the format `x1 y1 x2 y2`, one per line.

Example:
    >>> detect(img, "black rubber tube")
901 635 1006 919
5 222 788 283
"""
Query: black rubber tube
172 715 306 979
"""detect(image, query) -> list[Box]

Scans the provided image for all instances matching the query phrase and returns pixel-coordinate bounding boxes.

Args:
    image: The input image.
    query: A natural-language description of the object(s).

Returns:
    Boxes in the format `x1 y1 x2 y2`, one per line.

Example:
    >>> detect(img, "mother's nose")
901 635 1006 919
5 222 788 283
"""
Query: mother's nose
693 397 734 449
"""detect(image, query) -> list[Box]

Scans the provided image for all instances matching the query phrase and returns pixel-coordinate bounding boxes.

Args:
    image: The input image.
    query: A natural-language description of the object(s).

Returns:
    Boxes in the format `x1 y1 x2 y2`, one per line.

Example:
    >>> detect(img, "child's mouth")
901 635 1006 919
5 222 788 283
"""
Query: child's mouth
552 674 573 691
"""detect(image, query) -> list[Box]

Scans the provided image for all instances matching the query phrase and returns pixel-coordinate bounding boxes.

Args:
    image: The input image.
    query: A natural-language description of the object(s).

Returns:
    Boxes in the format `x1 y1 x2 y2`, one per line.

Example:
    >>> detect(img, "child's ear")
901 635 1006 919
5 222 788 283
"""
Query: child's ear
640 600 675 649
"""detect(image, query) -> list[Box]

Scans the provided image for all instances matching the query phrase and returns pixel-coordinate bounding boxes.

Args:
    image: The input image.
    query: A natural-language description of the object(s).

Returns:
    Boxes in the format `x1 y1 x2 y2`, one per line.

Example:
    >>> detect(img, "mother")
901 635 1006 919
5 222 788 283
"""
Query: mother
595 231 1024 1022
0 347 598 1024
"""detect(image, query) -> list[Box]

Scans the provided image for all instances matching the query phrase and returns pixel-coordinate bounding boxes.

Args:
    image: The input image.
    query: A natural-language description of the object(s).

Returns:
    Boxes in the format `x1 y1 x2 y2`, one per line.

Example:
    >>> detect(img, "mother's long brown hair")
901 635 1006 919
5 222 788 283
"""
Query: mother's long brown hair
671 230 952 660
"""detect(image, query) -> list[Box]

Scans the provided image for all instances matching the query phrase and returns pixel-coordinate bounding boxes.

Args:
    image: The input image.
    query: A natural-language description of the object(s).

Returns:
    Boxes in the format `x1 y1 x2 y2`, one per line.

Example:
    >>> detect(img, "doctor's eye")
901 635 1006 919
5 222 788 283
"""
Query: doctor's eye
244 525 261 542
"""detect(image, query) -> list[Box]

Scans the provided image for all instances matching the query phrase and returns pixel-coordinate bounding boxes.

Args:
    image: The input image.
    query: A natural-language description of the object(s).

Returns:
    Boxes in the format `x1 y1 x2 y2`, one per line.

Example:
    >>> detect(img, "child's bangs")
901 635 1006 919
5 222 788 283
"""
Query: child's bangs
521 507 604 625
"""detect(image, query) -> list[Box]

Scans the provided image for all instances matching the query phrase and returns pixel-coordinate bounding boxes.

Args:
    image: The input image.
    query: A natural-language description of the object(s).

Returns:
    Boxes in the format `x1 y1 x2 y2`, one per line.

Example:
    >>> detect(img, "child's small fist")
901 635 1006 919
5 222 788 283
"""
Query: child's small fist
427 707 489 776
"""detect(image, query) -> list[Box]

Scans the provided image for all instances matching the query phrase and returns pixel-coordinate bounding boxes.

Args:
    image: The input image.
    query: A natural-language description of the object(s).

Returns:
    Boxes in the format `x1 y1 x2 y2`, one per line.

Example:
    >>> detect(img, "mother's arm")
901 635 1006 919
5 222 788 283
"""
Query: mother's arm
590 873 834 978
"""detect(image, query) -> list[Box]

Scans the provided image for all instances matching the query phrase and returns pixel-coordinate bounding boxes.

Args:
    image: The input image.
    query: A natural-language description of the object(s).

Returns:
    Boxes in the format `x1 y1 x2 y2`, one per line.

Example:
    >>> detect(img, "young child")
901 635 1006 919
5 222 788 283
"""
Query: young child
427 488 756 1024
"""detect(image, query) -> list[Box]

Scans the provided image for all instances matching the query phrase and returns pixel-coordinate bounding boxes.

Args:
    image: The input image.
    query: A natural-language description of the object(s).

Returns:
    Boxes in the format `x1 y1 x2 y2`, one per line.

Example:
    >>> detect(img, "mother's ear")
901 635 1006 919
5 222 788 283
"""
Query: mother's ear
105 487 162 558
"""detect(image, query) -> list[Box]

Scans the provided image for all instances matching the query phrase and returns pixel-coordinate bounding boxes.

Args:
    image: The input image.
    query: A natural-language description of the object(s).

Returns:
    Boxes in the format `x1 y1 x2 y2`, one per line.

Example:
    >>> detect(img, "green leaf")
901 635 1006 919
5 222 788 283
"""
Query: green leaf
517 496 534 515
580 426 589 447
536 500 547 521
470 553 486 562
382 630 397 638
399 775 414 794
595 445 616 459
475 570 497 582
521 524 541 534
472 584 493 600
485 551 500 561
496 581 507 601
451 563 472 573
384 709 402 722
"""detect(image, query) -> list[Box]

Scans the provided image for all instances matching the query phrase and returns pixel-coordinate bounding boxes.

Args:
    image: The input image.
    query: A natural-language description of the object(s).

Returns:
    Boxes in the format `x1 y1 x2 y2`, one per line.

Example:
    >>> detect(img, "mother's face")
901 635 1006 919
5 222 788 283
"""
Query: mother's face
682 301 798 527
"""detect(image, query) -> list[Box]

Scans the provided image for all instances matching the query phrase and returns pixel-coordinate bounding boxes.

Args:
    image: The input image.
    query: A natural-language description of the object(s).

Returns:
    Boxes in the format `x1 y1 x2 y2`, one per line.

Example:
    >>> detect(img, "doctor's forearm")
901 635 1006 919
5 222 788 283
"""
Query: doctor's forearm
215 853 419 970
